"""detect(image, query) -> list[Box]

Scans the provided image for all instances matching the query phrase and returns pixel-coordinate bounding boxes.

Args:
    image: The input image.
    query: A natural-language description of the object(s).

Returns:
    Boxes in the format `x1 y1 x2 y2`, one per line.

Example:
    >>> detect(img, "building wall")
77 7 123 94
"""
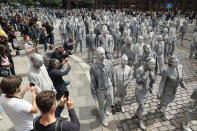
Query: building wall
62 0 78 9
95 0 197 12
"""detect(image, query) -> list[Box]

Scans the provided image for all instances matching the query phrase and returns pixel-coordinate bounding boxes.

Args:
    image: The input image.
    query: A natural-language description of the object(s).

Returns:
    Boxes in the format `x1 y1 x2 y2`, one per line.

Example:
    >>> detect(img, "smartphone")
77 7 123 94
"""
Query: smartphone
64 91 69 100
30 82 35 87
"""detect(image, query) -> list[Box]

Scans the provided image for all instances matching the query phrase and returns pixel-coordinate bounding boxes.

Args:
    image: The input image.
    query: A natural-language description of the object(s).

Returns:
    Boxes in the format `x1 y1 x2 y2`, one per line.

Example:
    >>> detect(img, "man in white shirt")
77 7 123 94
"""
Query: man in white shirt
0 75 38 131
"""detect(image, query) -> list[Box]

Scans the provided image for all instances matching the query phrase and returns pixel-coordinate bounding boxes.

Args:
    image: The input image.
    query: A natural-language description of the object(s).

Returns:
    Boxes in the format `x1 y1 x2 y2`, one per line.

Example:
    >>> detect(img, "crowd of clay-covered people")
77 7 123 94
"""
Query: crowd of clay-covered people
0 5 197 131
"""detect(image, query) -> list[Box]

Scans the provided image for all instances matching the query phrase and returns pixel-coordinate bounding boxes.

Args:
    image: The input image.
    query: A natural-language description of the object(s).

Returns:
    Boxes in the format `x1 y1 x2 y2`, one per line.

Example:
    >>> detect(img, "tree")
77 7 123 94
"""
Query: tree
78 0 95 8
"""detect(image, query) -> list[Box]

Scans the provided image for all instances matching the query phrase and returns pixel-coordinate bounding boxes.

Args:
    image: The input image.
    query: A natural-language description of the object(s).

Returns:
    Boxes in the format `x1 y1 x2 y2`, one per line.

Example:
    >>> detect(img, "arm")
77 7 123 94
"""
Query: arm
53 66 71 77
158 70 167 98
90 66 97 98
63 109 80 131
29 86 38 113
55 105 64 118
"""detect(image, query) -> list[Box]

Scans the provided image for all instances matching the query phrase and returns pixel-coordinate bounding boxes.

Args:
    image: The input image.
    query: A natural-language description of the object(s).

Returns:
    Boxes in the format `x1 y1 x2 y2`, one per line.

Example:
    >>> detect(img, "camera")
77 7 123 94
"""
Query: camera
64 91 69 100
30 82 35 87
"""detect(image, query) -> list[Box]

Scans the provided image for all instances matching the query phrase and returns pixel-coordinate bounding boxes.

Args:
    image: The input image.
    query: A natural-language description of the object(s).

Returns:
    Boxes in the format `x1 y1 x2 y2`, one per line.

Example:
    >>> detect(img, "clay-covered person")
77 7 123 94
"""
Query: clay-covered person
134 36 145 69
121 36 135 67
113 26 122 58
74 24 84 52
154 35 164 75
28 53 56 93
90 47 116 127
158 56 186 120
162 28 170 63
182 88 197 131
179 21 187 46
98 29 112 59
114 55 133 112
189 27 197 59
169 22 177 55
135 57 156 130
86 29 96 63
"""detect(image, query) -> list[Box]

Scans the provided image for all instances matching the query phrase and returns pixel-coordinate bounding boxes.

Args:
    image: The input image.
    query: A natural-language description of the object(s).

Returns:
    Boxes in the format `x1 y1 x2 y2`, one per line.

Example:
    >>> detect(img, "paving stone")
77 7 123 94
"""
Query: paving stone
158 126 168 131
153 122 163 128
161 121 171 126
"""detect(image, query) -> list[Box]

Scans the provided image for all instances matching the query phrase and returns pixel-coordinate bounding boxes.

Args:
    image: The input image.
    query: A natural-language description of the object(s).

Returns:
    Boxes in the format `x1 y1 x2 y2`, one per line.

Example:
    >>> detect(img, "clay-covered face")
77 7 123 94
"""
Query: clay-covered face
145 45 151 54
170 59 178 68
121 59 128 66
148 62 155 71
32 54 44 68
138 37 143 43
127 38 132 45
97 49 105 62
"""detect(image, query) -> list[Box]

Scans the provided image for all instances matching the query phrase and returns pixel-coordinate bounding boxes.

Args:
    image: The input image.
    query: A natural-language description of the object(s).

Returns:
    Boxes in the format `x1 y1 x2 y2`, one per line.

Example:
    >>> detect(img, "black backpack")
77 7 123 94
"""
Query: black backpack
33 116 66 131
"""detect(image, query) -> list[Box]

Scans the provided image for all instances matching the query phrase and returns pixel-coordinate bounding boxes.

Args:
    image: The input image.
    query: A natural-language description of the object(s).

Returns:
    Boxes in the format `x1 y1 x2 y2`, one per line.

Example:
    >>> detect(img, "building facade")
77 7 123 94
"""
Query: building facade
95 0 197 12
62 0 78 9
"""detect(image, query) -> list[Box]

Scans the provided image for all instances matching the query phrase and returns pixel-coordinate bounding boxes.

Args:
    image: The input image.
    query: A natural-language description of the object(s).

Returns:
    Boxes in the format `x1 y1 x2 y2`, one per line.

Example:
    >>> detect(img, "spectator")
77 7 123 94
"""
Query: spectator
34 90 80 131
7 27 20 55
45 21 54 45
0 75 38 131
48 58 71 100
24 35 36 58
0 29 15 75
0 45 12 76
51 44 69 63
39 27 48 52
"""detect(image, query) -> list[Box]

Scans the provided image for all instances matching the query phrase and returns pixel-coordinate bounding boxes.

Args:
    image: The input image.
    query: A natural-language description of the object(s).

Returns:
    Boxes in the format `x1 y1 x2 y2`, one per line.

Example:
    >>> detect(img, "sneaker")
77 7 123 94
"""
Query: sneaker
182 124 192 131
121 106 125 113
102 119 109 127
139 120 145 130
163 111 170 120
106 111 110 116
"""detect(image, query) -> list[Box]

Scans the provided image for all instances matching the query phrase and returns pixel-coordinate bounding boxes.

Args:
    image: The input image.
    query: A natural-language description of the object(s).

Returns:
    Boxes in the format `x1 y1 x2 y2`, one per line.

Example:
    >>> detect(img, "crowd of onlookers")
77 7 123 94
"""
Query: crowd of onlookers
0 5 79 131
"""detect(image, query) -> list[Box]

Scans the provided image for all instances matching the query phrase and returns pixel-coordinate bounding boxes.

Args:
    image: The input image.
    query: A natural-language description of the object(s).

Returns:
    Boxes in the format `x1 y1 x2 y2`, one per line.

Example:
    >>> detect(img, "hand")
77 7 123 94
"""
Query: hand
66 96 74 110
62 59 67 64
67 62 70 66
113 86 117 95
30 85 37 95
24 84 31 92
59 95 67 106
149 71 155 80
143 71 149 80
93 95 97 101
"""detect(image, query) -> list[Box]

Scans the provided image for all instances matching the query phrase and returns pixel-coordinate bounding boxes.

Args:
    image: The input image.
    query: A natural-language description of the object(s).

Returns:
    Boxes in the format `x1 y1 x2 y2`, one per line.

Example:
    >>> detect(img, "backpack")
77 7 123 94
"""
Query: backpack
33 116 66 131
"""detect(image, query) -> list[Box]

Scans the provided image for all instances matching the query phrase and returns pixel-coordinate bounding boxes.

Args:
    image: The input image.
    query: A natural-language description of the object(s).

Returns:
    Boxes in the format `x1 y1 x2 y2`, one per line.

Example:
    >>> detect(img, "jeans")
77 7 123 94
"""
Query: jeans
44 42 48 52
64 80 70 86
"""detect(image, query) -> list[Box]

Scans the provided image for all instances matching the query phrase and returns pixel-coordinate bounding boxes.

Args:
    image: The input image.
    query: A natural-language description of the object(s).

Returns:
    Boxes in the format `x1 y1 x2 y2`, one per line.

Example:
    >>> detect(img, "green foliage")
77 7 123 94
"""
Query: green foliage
78 0 95 8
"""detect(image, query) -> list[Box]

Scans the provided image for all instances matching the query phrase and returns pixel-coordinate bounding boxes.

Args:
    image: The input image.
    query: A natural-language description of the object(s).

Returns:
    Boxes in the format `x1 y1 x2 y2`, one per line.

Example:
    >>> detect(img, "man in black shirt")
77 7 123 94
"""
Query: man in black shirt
34 90 80 131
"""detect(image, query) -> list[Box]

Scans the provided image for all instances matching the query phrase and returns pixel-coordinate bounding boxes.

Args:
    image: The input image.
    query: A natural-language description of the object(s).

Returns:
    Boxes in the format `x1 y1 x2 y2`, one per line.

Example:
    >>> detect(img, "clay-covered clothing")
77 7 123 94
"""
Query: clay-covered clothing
115 65 133 97
90 59 116 97
28 65 55 93
135 66 155 104
159 65 186 107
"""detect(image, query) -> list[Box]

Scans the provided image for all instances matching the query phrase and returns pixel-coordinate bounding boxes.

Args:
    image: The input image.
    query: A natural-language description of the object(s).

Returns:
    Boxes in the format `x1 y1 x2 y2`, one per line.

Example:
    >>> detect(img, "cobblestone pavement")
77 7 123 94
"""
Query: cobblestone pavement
72 20 197 130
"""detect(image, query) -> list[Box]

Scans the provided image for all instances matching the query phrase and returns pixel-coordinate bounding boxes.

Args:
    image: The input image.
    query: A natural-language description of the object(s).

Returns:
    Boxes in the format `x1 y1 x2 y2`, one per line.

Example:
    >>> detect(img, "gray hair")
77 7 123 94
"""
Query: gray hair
49 58 59 67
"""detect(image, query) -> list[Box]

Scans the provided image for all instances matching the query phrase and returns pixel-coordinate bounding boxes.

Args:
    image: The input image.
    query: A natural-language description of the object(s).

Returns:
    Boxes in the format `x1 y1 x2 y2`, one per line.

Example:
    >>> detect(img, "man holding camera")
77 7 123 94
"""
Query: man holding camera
0 75 38 131
47 58 71 101
34 90 80 131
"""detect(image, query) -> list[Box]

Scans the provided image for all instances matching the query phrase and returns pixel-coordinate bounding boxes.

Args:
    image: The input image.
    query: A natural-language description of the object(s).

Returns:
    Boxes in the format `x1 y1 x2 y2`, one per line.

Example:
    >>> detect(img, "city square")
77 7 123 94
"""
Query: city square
0 0 197 131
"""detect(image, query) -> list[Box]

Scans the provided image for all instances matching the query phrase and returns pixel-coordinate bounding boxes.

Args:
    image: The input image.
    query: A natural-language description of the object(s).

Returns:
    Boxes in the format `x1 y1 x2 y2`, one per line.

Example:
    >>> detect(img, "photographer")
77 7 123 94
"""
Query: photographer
51 44 69 63
0 75 38 131
34 90 80 131
47 58 71 100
